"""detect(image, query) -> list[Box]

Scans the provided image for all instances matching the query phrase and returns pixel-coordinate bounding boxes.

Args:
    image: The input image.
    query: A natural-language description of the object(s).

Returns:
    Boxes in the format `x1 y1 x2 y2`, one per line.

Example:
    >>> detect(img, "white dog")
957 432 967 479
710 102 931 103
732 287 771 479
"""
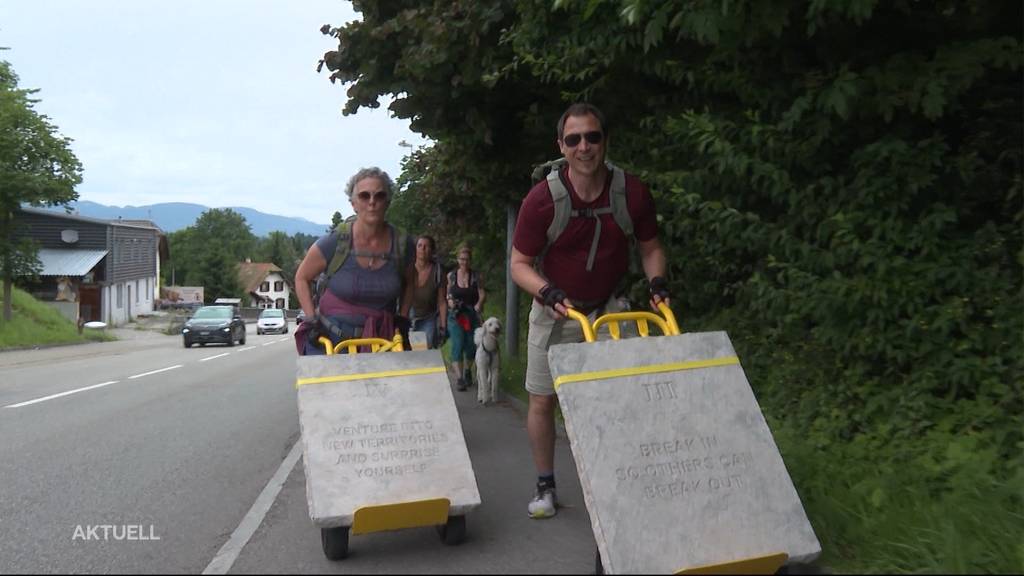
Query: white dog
473 317 502 404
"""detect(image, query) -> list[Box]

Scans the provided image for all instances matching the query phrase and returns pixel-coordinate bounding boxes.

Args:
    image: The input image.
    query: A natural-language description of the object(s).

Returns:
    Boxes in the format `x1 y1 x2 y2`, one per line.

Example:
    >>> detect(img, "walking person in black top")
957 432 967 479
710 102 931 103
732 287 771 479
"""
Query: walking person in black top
446 244 486 390
409 235 447 349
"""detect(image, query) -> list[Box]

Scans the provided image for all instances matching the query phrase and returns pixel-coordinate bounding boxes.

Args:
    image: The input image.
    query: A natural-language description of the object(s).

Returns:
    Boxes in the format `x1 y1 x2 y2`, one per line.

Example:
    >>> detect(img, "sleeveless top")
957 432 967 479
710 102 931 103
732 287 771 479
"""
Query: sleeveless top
410 262 439 320
448 269 480 309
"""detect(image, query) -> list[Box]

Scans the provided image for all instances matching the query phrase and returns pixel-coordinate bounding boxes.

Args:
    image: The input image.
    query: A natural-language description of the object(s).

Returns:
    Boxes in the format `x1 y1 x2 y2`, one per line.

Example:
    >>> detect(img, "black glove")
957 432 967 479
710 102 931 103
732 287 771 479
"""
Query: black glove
305 314 324 346
540 284 568 309
648 276 670 303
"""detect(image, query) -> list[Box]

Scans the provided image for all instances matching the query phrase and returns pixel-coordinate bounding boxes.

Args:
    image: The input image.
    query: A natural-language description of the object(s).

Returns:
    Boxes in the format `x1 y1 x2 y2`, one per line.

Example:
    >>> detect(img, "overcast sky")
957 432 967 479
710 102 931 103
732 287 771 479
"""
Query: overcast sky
0 0 426 225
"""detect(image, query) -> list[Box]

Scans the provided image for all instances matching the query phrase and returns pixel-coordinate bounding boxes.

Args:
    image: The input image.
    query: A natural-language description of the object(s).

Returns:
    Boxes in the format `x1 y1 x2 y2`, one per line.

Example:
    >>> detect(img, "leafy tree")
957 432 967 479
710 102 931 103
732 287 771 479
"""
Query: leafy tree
321 1 1022 570
257 230 299 286
331 210 343 228
163 209 255 299
194 246 241 303
163 228 196 287
0 57 82 321
317 0 558 261
190 208 255 266
290 232 318 258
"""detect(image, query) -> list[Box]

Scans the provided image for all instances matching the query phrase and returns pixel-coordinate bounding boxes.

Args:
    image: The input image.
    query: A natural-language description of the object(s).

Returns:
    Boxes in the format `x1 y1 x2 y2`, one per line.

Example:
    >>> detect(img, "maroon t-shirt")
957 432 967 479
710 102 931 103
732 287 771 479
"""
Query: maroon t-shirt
513 166 658 304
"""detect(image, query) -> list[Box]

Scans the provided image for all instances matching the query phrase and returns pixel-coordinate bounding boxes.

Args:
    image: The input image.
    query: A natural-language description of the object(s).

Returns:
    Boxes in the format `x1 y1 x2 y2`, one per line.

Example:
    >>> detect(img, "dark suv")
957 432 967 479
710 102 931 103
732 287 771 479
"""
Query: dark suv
182 305 247 348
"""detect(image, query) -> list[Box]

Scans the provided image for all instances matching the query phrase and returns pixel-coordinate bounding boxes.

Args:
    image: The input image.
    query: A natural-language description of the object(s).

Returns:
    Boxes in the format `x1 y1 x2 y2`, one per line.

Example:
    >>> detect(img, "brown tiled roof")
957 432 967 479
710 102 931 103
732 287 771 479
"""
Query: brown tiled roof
237 262 283 294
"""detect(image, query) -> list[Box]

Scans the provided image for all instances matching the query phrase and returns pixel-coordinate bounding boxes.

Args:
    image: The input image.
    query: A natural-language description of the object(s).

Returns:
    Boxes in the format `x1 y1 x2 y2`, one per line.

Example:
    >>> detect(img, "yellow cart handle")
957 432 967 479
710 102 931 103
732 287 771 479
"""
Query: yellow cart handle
566 302 680 343
319 331 405 355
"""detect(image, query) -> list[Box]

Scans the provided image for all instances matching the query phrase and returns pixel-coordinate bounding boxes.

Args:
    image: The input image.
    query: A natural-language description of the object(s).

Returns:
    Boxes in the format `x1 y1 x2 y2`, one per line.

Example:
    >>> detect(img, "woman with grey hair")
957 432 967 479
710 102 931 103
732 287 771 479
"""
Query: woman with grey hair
293 167 416 354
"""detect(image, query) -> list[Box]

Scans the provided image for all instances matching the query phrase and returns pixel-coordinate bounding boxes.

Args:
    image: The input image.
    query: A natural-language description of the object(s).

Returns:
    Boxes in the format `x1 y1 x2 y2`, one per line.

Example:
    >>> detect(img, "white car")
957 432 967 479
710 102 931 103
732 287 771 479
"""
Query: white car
256 308 288 335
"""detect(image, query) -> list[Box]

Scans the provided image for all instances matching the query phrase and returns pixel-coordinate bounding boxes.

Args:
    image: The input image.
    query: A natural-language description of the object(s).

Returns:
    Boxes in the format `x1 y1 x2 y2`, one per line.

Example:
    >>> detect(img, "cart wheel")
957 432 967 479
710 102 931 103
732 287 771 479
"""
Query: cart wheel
436 515 466 545
321 526 349 560
595 548 604 575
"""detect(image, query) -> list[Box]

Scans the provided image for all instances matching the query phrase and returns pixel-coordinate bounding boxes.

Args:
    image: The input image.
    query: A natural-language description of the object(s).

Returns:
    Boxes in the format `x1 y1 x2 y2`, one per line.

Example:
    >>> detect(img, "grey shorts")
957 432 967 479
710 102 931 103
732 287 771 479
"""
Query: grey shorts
524 297 625 396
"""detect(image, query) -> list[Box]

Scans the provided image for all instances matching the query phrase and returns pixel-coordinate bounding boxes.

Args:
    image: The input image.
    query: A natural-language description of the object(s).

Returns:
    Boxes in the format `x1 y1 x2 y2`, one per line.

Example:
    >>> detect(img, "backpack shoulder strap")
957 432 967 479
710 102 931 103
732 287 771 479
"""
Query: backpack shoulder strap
326 216 356 277
608 165 641 274
545 168 572 247
608 165 632 238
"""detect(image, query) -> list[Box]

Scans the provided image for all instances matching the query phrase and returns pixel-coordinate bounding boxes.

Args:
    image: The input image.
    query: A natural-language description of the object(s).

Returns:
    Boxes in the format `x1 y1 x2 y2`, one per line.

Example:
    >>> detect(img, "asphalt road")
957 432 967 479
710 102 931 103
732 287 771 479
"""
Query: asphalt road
0 324 599 574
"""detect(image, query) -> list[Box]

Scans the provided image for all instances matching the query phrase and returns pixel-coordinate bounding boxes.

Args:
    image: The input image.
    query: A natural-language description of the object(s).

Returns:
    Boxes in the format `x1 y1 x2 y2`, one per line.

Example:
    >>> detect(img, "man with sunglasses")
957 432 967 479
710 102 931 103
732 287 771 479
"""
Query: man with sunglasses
511 103 670 519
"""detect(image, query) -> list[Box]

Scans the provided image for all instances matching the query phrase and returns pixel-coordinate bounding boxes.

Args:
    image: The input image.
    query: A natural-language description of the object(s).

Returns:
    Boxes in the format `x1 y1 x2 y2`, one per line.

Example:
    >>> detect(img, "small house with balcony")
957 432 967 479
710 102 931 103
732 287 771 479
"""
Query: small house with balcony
14 207 168 326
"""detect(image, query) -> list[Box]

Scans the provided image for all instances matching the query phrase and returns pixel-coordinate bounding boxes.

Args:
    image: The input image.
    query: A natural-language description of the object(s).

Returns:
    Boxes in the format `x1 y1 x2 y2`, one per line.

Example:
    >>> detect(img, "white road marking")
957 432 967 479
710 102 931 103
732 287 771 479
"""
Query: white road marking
127 365 183 379
200 353 230 362
236 346 256 352
5 381 120 408
261 342 275 347
277 337 289 343
202 440 302 575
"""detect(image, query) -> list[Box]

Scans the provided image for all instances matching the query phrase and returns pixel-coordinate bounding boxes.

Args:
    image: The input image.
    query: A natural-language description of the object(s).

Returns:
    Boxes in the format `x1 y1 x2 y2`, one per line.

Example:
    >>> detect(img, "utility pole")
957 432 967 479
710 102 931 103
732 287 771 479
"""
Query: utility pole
505 205 519 357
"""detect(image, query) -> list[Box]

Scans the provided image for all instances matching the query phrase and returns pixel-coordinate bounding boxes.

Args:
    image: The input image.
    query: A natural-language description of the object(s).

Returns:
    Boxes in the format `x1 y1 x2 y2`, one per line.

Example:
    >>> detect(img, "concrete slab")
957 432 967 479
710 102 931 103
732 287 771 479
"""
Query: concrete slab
233 363 599 574
548 331 820 574
296 350 481 529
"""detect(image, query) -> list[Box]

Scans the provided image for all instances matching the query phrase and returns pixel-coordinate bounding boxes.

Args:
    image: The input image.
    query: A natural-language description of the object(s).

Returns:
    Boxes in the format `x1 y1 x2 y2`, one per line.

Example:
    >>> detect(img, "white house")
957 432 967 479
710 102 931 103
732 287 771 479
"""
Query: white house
237 261 290 309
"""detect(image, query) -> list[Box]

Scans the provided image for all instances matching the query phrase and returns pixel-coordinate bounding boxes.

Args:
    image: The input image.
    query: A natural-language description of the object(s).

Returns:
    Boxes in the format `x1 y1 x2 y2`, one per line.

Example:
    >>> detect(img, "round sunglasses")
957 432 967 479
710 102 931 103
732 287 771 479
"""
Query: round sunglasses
356 190 389 203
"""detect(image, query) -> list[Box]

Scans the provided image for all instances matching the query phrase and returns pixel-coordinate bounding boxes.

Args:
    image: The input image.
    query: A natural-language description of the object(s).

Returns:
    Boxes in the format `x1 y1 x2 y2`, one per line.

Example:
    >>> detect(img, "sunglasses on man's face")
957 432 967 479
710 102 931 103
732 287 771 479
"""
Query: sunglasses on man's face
562 130 603 147
356 190 389 203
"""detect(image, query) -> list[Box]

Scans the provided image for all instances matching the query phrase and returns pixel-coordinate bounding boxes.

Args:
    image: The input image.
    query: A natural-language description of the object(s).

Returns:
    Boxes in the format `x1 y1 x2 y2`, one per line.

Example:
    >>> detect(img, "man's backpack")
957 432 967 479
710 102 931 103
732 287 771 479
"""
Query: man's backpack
531 157 635 272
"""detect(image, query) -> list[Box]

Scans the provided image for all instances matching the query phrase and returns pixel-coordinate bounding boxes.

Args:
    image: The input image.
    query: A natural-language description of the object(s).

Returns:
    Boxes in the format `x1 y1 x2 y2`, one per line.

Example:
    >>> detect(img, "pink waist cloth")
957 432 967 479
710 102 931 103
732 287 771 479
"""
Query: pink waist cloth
322 290 395 342
294 290 395 355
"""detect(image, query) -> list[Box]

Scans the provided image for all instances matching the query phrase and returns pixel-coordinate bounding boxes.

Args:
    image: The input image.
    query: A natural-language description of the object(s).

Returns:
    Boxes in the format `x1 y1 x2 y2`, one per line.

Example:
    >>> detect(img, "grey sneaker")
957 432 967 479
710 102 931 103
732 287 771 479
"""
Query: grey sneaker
527 485 558 519
456 377 467 391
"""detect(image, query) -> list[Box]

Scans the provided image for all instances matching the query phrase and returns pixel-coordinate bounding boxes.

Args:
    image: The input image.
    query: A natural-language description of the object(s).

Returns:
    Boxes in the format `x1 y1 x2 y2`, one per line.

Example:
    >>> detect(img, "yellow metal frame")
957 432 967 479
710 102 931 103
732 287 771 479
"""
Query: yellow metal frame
566 302 680 343
318 331 405 355
297 331 439 390
351 498 451 535
675 552 788 574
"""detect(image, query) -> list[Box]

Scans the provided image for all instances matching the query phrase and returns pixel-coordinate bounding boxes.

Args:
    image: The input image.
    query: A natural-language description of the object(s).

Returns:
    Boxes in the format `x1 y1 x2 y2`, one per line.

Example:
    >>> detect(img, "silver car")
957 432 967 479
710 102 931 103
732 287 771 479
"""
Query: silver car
256 308 288 335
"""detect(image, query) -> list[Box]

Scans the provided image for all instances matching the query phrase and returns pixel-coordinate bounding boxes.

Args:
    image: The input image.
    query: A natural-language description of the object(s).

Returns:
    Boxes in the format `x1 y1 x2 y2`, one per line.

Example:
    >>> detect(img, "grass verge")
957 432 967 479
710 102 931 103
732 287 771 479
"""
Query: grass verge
0 286 116 349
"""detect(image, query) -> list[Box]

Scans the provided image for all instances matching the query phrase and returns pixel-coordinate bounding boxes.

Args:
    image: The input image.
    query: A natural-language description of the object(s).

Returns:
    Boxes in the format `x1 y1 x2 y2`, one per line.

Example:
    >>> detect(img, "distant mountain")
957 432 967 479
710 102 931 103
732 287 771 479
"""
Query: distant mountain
41 201 331 237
